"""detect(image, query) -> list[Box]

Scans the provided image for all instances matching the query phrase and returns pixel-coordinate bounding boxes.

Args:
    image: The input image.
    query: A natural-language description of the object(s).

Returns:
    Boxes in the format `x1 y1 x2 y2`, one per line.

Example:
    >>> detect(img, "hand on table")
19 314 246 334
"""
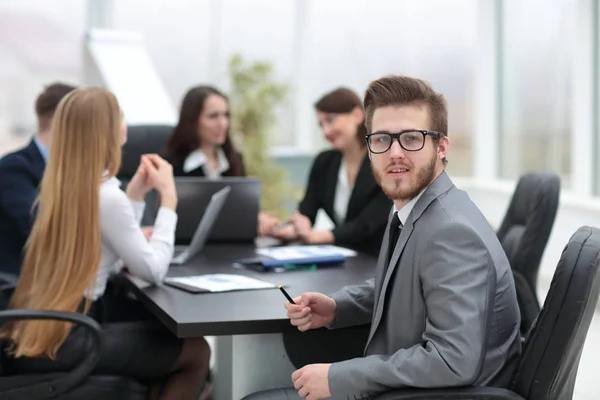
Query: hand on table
290 211 312 241
258 211 281 236
290 211 334 244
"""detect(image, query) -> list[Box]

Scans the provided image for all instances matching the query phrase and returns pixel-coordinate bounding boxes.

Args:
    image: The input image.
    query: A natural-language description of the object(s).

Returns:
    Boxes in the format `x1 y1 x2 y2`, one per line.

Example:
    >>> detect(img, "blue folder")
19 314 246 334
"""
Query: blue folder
233 254 345 271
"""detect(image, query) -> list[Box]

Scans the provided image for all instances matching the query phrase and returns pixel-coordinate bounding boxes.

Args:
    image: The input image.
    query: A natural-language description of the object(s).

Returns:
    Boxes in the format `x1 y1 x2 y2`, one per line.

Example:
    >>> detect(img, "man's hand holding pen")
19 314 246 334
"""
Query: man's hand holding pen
282 290 336 399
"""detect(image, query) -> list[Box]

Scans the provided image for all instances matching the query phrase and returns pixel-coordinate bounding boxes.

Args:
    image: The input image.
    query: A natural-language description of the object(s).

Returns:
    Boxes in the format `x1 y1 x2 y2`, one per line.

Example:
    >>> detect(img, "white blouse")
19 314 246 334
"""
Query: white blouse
87 177 177 300
182 148 230 179
333 159 353 224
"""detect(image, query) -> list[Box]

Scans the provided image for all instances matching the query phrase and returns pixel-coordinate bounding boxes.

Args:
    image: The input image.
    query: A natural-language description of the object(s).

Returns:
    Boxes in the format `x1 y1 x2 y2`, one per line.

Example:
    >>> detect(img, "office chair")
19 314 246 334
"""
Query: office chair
0 283 148 400
118 124 173 226
0 310 148 400
243 225 600 400
496 172 560 334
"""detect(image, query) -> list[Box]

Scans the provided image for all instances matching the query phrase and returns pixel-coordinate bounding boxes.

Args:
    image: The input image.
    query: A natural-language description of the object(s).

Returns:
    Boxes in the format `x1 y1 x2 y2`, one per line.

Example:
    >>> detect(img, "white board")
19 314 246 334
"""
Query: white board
84 28 177 125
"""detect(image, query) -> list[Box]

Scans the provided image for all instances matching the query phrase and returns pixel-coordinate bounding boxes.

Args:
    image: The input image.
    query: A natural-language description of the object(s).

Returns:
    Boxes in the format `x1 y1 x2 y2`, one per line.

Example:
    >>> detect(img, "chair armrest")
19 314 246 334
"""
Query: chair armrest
375 386 525 400
0 282 16 310
0 272 18 285
0 309 103 400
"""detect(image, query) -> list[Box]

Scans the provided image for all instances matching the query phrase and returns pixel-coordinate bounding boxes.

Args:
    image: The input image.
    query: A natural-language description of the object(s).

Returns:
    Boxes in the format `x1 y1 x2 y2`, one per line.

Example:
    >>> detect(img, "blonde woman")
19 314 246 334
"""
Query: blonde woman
2 88 211 400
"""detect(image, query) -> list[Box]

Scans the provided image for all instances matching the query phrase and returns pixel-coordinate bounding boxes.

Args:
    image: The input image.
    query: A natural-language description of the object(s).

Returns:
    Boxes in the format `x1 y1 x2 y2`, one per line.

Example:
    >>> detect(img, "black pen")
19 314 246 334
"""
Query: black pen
278 285 296 304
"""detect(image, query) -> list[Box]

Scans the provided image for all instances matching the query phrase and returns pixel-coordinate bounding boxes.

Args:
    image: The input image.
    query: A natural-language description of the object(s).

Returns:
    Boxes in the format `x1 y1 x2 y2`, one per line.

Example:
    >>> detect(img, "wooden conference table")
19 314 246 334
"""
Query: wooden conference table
124 240 377 399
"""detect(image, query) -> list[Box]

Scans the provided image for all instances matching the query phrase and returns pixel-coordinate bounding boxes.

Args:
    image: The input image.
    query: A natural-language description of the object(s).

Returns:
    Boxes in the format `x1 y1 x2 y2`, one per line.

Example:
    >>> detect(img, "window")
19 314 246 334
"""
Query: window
114 0 297 147
0 0 84 155
304 0 477 174
500 0 573 185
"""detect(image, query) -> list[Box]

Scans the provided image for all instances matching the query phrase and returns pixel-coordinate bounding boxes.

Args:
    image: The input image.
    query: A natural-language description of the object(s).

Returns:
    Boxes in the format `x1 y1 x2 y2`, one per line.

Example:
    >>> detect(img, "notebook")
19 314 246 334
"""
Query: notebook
163 274 276 294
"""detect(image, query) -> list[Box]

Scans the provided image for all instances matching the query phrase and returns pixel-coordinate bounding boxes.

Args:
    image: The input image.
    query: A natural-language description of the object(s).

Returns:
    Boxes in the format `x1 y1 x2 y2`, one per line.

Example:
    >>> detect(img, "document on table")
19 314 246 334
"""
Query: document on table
255 245 357 261
164 274 276 293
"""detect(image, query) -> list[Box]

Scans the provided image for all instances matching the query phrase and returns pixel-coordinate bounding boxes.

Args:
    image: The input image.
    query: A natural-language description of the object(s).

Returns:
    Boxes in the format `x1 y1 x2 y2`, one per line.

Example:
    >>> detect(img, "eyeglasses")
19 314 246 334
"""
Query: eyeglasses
365 130 442 154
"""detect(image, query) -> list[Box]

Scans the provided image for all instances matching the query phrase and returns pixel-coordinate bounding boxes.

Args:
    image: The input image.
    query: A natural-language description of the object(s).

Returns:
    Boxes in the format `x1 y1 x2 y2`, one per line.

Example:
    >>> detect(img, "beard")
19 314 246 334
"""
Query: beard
371 153 438 202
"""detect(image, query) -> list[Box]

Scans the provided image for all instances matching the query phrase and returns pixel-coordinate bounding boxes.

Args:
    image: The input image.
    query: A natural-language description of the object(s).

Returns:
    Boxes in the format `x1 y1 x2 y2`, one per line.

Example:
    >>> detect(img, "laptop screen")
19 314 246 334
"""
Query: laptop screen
173 177 260 245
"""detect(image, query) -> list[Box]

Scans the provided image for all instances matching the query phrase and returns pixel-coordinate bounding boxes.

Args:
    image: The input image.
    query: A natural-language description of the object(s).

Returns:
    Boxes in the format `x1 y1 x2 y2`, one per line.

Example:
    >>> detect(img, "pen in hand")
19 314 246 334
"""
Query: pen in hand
278 285 296 304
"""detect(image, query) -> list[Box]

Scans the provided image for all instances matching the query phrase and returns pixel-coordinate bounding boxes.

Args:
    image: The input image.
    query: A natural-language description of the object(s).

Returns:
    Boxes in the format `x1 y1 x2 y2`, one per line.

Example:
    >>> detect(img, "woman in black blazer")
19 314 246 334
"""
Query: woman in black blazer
163 85 245 178
262 88 391 257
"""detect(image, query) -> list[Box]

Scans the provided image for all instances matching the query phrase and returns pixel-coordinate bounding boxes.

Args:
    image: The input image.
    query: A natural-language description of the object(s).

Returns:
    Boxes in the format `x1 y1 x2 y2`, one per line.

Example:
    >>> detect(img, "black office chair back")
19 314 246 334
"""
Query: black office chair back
497 172 560 333
510 226 600 400
118 124 173 182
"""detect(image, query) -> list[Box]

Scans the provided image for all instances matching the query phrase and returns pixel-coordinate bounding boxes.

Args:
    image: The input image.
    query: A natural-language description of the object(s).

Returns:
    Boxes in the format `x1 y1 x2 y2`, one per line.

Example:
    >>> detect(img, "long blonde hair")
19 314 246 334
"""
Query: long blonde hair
3 87 123 359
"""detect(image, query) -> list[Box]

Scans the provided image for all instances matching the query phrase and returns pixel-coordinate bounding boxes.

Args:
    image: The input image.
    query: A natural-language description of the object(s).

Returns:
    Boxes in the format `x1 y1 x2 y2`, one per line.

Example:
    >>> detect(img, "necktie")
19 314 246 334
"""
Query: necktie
386 212 402 266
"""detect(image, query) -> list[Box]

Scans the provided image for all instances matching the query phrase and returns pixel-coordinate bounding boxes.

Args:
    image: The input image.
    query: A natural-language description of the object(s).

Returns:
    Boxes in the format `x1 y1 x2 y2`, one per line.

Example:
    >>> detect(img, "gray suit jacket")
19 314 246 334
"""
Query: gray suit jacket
327 171 522 399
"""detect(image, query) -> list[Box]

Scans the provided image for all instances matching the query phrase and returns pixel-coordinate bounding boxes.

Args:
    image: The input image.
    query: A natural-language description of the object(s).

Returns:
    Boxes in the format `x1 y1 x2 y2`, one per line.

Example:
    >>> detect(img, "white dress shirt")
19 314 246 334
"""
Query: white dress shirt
183 148 230 179
394 188 427 225
87 177 177 300
333 159 353 224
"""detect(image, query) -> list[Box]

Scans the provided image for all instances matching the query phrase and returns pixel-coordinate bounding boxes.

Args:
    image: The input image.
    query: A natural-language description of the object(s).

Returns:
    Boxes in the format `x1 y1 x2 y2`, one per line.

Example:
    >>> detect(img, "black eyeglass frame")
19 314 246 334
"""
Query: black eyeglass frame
364 130 443 154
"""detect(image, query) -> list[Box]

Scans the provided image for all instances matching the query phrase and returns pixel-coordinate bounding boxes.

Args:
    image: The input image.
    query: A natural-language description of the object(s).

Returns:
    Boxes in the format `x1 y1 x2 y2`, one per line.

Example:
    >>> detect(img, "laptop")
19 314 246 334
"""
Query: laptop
171 186 231 265
174 177 260 243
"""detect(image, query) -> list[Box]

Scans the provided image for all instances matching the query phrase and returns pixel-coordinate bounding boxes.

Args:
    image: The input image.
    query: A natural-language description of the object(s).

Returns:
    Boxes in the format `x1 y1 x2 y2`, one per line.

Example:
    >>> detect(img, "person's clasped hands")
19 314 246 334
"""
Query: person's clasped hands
126 154 176 199
262 210 316 243
125 154 179 242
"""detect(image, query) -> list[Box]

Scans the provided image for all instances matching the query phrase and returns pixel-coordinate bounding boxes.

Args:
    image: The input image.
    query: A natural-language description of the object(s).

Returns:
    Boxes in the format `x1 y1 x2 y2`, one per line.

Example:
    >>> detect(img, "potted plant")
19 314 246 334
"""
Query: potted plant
227 53 296 218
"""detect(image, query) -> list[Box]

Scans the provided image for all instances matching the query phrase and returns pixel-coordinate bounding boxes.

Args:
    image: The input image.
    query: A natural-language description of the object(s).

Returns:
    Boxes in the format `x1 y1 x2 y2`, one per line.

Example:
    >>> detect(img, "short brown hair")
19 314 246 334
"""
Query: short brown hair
363 75 447 136
35 82 77 131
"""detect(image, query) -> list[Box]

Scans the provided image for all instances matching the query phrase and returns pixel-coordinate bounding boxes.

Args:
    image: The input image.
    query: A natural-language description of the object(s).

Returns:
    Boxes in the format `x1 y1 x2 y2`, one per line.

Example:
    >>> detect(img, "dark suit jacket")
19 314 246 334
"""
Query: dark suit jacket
165 151 246 177
299 150 391 257
0 140 45 275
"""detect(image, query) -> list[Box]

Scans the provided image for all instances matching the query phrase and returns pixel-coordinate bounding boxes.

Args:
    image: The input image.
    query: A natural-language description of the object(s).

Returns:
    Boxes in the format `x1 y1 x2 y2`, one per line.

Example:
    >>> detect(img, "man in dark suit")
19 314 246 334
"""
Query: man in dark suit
0 82 77 275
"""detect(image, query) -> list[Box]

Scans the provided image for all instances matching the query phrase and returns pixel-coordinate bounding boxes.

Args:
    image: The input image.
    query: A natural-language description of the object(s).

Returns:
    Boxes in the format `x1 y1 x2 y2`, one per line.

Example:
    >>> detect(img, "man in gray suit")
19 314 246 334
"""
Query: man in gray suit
246 76 522 400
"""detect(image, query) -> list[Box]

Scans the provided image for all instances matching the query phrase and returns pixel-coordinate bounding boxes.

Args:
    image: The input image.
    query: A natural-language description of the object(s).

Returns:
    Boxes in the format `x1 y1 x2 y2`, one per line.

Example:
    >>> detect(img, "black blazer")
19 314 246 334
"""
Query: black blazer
0 140 45 275
164 151 246 177
299 149 391 257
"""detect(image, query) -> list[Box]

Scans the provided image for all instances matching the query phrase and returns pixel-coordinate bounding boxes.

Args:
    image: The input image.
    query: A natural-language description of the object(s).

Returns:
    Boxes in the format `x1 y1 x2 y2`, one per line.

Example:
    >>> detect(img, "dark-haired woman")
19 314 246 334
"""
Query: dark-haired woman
262 88 391 257
163 85 245 178
164 84 278 241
